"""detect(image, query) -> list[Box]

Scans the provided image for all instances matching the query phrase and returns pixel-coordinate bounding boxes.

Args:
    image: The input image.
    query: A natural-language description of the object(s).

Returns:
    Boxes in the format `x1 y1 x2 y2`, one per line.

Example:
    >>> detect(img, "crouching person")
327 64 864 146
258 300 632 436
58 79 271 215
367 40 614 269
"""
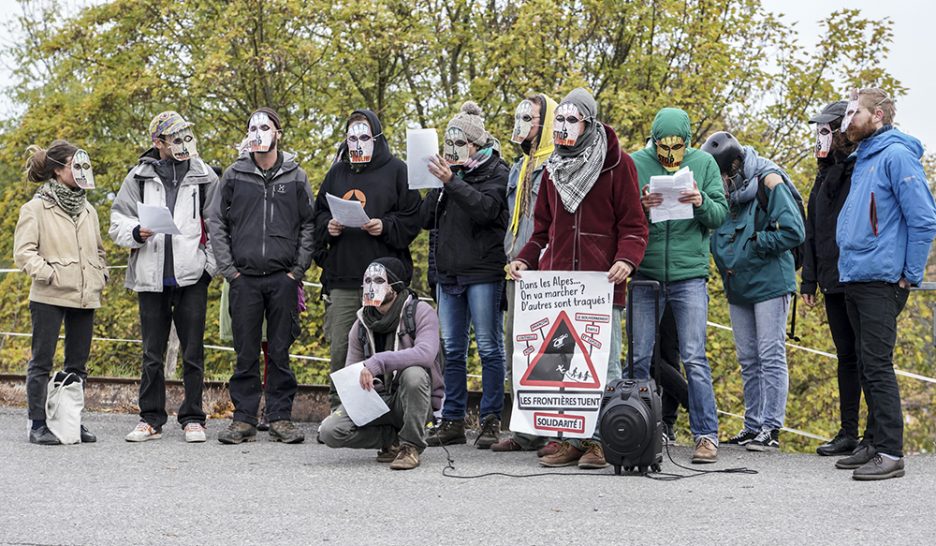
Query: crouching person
319 257 444 470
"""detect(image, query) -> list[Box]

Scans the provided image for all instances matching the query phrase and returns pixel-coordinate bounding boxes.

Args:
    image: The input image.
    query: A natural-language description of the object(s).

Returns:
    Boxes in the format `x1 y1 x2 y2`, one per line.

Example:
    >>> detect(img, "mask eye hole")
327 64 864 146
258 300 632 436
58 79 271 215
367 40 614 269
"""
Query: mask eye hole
452 140 467 147
556 115 580 124
670 143 684 151
819 128 832 136
81 163 91 170
358 135 371 142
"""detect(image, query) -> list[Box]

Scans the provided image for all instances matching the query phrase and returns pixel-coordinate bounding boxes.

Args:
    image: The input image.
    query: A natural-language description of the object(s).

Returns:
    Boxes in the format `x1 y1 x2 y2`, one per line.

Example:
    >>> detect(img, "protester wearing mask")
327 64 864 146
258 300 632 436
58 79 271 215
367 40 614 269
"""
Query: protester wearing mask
832 88 936 480
800 101 866 457
631 107 727 463
421 101 510 449
319 257 443 470
704 131 805 453
207 107 317 445
313 110 422 411
15 140 106 445
509 88 648 469
489 93 557 454
110 111 218 444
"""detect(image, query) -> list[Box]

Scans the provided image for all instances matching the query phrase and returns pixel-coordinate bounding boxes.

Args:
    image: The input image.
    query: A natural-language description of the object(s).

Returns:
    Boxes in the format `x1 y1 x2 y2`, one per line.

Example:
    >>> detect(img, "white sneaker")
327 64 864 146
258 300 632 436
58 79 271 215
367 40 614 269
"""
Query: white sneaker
184 423 207 443
125 422 161 442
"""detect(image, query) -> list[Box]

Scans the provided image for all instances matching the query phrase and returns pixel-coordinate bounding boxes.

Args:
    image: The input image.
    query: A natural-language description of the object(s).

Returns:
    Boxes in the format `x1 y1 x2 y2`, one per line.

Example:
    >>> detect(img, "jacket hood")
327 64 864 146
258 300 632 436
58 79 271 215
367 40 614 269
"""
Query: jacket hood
601 122 622 174
528 94 558 167
857 126 923 161
336 109 393 171
650 107 692 145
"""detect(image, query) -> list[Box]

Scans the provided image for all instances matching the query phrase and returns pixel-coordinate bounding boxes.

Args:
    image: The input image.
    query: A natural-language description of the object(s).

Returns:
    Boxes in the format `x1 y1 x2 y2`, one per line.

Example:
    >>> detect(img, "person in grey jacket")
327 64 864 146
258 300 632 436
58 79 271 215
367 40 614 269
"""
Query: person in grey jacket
110 111 218 444
206 107 316 445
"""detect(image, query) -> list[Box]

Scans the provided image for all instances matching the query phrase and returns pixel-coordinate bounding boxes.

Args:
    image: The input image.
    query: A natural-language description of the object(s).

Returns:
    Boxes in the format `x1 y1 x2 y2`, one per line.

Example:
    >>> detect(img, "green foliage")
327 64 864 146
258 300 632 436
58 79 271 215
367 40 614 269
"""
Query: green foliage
1 0 932 452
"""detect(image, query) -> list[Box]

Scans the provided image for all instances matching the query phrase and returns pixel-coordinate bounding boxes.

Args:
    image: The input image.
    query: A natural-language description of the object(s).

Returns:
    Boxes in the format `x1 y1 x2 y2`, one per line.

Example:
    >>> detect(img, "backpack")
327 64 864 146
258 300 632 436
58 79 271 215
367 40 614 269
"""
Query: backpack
755 175 807 270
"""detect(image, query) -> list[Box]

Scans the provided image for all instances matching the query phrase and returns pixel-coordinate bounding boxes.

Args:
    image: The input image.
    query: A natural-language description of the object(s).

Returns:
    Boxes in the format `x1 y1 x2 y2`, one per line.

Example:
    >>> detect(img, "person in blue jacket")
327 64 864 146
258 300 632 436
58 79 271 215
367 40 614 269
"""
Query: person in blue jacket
832 88 936 481
703 132 805 453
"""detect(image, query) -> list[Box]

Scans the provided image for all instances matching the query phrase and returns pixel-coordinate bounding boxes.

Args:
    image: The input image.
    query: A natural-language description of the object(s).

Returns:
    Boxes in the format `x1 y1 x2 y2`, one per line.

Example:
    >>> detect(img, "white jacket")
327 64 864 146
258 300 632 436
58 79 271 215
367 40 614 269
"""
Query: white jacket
109 155 218 292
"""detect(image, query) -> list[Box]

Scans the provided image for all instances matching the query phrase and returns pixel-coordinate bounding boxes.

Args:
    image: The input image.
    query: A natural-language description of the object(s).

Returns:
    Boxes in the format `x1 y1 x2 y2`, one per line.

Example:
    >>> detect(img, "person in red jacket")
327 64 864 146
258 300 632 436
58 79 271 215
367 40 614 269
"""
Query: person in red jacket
509 88 648 469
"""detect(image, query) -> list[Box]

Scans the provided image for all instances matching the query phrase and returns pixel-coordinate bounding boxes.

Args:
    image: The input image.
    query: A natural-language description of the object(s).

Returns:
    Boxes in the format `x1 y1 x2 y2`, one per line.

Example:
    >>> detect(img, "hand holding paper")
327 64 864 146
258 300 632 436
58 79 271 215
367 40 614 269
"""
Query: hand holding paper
326 193 370 228
406 128 442 189
648 167 695 223
137 203 182 235
330 362 390 426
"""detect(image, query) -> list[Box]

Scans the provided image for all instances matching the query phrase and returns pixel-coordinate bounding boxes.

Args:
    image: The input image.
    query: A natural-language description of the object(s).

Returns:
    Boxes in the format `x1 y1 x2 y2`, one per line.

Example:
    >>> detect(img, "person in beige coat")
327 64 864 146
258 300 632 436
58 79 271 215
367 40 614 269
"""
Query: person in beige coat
14 139 107 445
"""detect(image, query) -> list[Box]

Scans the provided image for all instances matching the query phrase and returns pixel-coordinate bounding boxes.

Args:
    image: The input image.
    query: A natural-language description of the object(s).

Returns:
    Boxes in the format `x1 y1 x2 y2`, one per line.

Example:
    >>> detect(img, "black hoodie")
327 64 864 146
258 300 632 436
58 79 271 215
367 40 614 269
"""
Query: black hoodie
312 109 422 292
801 149 855 295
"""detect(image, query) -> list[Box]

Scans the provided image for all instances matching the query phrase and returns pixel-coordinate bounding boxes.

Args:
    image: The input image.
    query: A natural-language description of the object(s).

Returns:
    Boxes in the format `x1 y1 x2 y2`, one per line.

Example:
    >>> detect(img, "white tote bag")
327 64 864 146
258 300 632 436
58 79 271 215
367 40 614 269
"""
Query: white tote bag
45 372 84 444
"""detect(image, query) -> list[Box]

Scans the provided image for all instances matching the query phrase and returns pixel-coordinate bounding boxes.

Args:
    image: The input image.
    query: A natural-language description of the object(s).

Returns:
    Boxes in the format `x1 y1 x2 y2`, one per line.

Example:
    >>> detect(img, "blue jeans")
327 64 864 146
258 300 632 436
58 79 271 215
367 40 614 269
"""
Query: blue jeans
438 282 505 421
728 295 790 432
631 277 719 442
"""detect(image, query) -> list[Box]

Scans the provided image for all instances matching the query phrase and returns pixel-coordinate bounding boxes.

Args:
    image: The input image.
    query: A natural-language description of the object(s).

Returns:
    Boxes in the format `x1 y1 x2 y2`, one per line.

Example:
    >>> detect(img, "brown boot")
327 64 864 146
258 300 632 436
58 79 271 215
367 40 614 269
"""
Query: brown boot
389 444 420 470
538 441 583 467
490 437 524 452
692 437 718 464
536 440 562 458
377 443 400 463
578 441 609 469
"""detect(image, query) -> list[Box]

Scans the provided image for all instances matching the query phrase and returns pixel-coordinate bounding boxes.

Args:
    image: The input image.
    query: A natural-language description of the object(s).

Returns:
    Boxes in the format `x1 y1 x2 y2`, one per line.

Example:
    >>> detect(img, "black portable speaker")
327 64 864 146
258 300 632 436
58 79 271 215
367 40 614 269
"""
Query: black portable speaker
598 279 663 475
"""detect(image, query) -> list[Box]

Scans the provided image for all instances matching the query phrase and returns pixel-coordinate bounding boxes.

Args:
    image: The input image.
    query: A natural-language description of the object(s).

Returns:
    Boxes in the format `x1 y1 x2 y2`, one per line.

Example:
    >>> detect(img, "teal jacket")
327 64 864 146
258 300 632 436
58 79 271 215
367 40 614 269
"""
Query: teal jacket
630 108 728 282
711 182 804 305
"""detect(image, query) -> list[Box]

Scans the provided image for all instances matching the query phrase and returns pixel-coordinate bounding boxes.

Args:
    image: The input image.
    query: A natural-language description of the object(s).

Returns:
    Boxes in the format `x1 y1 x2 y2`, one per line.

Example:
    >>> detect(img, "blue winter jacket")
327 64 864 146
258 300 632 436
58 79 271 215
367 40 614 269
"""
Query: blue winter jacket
836 127 936 285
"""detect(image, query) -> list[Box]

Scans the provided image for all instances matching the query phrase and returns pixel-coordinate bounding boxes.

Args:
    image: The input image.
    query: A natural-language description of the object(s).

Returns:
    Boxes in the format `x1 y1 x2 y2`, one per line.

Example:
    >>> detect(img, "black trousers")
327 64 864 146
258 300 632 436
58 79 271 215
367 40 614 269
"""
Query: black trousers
138 279 209 429
650 304 688 426
229 272 300 425
26 301 95 421
844 282 909 457
824 292 865 438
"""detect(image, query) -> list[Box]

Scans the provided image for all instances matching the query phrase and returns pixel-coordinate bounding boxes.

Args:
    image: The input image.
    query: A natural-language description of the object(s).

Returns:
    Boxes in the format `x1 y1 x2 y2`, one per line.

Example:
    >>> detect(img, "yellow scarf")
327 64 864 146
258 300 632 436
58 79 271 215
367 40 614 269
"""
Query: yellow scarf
509 95 557 236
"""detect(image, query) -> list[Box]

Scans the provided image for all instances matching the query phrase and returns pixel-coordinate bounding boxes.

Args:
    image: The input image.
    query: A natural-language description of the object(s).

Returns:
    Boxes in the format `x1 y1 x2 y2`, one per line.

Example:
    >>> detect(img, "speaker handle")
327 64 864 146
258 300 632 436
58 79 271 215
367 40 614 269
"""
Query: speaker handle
625 279 661 389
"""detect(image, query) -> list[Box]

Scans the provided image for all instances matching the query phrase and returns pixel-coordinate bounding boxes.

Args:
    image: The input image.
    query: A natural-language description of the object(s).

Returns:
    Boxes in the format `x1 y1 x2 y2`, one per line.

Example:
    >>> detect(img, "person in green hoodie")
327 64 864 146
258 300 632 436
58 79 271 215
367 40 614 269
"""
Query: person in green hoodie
629 107 727 464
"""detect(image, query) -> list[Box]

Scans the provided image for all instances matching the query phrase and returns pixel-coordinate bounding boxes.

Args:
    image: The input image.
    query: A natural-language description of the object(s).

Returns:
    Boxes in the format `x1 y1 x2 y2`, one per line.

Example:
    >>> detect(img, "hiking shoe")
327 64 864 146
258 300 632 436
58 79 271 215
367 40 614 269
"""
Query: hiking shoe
475 415 501 449
29 425 61 445
389 444 420 470
852 454 905 481
817 429 859 457
662 423 676 445
125 422 161 443
537 440 562 458
426 419 466 446
539 442 584 467
692 437 718 464
724 429 758 446
377 444 401 463
269 420 305 444
80 425 96 443
184 423 207 443
491 437 524 452
218 421 257 444
747 429 780 452
578 441 609 469
835 443 876 469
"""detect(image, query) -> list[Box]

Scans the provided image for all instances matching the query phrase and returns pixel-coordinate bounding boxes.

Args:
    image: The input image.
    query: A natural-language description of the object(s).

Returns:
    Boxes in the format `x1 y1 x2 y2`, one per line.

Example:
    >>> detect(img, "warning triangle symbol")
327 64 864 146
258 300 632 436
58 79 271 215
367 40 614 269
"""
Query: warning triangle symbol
519 310 600 388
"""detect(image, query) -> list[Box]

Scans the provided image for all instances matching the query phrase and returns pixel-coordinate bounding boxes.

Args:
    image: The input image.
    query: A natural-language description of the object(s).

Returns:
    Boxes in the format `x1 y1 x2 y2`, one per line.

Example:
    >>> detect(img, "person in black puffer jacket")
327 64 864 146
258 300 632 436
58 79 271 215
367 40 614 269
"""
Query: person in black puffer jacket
800 100 864 457
421 101 510 448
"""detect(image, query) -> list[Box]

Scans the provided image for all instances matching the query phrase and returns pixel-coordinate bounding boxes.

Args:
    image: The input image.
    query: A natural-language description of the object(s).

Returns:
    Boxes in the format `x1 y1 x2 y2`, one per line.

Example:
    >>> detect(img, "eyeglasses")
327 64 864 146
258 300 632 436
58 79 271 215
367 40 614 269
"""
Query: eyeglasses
555 115 583 124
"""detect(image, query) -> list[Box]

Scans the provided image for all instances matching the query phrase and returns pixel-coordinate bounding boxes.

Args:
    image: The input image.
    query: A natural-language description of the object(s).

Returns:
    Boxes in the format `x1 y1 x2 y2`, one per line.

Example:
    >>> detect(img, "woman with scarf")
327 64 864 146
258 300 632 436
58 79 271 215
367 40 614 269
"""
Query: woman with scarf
509 88 648 469
421 101 510 449
14 140 107 445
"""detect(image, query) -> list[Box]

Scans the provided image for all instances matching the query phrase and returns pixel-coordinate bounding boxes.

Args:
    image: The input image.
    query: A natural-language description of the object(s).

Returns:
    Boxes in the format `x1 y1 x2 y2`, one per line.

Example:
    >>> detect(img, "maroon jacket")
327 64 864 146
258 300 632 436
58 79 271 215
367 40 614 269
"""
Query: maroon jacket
515 124 648 306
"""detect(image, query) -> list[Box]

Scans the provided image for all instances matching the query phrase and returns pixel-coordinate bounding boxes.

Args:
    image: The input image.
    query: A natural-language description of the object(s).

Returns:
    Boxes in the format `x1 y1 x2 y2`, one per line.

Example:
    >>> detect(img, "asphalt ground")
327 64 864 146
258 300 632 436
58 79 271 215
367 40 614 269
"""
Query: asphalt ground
1 407 933 545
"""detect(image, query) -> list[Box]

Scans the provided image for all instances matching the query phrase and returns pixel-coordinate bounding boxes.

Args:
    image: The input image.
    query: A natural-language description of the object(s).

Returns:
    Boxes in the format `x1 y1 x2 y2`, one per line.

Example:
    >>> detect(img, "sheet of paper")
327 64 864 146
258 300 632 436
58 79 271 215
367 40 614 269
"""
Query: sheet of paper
648 167 694 223
137 203 182 235
326 193 370 228
330 362 390 427
406 128 442 190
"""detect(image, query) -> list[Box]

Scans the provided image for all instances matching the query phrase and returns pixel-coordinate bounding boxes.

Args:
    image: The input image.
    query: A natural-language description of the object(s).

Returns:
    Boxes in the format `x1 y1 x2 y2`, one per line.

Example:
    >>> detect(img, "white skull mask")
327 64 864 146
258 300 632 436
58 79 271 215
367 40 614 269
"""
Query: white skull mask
71 149 95 189
247 112 276 153
553 103 585 147
443 127 471 166
815 123 834 158
347 121 375 164
511 100 537 144
840 89 859 133
362 263 391 307
165 128 197 161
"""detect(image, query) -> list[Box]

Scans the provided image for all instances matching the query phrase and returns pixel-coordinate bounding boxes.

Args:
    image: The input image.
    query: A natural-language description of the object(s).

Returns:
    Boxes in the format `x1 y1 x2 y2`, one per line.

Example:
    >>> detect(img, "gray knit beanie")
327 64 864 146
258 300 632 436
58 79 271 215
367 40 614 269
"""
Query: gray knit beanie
446 101 488 146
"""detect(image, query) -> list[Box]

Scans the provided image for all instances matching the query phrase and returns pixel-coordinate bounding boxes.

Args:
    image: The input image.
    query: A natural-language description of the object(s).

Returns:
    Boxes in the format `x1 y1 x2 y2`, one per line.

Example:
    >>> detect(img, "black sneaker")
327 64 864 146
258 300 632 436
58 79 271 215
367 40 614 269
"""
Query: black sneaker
662 423 677 445
475 415 501 449
269 420 305 444
746 429 779 452
724 429 758 446
426 419 467 446
835 443 876 469
817 429 858 456
29 425 61 445
79 425 97 443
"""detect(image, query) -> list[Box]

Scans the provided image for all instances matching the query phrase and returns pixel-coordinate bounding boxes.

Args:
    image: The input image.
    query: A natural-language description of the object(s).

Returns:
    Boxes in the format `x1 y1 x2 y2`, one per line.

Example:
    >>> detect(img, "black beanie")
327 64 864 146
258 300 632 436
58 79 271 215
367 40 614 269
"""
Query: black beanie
370 257 408 292
250 107 282 130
